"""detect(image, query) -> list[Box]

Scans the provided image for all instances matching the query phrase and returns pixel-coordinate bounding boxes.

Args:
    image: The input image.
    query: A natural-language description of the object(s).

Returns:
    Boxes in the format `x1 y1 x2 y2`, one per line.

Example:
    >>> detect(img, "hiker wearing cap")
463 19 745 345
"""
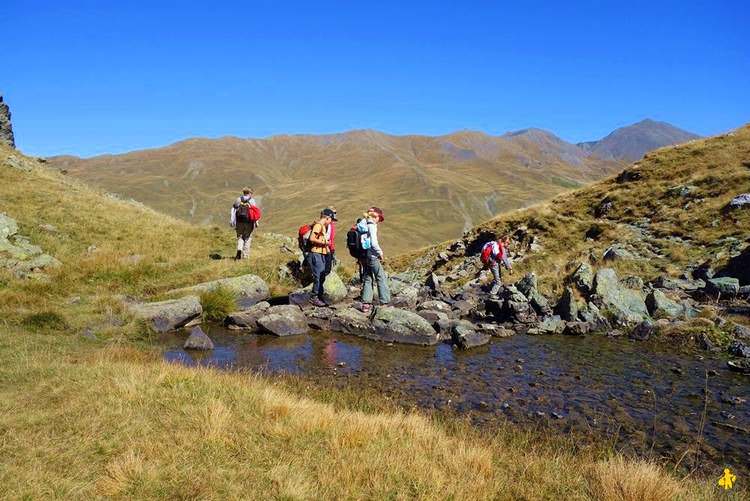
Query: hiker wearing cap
358 206 389 314
321 206 338 286
480 236 513 297
230 187 261 260
307 208 335 307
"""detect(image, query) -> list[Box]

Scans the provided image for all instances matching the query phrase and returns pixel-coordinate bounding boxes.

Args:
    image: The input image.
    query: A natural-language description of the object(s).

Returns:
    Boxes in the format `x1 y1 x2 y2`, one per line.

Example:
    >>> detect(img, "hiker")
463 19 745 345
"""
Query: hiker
306 208 336 307
357 207 389 314
321 206 337 286
480 236 513 297
230 187 261 260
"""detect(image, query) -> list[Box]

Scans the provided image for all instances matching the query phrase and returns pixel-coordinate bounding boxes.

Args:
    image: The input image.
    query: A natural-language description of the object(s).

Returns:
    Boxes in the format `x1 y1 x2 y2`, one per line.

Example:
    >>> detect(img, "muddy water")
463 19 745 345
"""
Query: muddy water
163 328 749 475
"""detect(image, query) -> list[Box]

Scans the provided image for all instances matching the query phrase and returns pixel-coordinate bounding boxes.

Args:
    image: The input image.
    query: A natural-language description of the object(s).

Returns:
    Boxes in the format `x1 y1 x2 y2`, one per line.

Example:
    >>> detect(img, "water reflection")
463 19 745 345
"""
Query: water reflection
163 326 749 475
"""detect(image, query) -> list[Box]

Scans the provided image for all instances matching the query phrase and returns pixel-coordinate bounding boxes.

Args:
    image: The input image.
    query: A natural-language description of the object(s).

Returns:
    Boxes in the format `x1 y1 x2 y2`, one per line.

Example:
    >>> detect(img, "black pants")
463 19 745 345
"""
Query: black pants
321 251 334 284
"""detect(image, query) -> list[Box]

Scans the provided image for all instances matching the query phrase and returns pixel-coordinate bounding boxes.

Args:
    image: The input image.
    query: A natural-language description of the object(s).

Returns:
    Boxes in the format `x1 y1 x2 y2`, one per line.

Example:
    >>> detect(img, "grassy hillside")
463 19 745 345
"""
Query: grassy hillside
397 125 750 297
50 128 624 256
0 144 733 499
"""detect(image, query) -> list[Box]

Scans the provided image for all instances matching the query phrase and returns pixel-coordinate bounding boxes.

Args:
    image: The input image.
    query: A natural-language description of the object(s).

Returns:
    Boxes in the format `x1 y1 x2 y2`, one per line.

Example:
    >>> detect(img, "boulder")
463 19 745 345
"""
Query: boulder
593 268 649 324
184 326 214 350
571 263 594 295
528 289 553 316
629 320 654 341
733 324 750 340
563 321 591 336
418 300 453 313
303 271 347 303
330 308 375 337
653 275 705 292
426 273 443 293
371 307 439 345
417 309 450 327
390 285 419 309
0 213 19 239
716 247 750 285
451 299 476 317
451 321 490 349
645 290 684 319
305 307 335 330
726 193 750 210
622 276 644 290
536 315 566 334
594 197 615 217
578 303 610 332
128 295 202 333
175 274 270 308
224 301 270 331
603 244 636 261
515 273 538 297
555 287 579 321
705 277 740 298
478 324 514 338
257 305 309 336
728 341 750 358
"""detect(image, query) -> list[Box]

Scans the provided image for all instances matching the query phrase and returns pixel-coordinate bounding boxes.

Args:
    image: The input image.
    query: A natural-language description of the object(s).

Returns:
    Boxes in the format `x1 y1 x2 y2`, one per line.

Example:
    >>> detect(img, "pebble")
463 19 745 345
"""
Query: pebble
671 366 683 375
337 362 346 367
552 412 565 420
516 358 525 363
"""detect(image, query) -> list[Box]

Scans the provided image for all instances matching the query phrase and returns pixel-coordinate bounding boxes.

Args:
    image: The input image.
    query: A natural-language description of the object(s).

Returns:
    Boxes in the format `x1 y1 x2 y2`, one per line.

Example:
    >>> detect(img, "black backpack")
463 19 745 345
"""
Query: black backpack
346 219 369 259
236 202 251 222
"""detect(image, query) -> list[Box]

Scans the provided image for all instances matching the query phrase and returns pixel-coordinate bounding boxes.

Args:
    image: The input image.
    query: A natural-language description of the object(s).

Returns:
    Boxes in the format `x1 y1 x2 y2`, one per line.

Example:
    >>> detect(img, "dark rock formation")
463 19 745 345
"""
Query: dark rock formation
0 96 15 149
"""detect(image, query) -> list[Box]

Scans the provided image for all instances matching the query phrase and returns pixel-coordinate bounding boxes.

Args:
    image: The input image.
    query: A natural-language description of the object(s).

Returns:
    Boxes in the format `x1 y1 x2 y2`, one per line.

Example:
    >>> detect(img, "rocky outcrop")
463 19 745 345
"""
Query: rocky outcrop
128 295 202 333
224 301 270 330
0 213 61 278
705 277 740 298
173 274 270 308
592 268 649 324
257 305 309 336
184 326 214 350
0 96 15 149
645 290 684 319
555 287 579 321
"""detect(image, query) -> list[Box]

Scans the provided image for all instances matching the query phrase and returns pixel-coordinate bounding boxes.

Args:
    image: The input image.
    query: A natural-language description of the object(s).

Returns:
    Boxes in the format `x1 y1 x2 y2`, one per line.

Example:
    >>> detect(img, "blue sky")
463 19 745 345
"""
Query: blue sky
4 0 749 157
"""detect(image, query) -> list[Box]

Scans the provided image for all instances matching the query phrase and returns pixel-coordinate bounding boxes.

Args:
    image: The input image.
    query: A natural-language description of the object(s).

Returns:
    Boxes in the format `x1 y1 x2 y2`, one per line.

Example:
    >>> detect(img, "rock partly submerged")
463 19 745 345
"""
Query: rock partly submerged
128 295 202 333
173 274 270 309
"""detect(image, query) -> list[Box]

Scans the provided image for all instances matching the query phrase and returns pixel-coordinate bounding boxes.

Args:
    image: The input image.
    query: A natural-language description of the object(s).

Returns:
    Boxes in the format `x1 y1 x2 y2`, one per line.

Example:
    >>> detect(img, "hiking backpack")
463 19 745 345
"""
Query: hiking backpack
236 202 251 222
346 220 371 259
480 241 504 266
298 223 313 253
248 205 262 222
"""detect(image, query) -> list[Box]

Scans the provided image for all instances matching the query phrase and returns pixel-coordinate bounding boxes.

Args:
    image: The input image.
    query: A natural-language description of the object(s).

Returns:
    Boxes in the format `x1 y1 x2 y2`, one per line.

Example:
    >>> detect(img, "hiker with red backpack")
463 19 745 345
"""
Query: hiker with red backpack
230 187 262 260
346 207 389 314
302 208 336 307
480 236 513 297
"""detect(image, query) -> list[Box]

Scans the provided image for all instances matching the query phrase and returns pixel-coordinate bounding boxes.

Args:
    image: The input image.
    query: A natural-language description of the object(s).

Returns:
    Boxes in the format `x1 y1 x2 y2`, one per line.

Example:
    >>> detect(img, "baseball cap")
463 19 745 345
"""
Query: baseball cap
321 208 338 221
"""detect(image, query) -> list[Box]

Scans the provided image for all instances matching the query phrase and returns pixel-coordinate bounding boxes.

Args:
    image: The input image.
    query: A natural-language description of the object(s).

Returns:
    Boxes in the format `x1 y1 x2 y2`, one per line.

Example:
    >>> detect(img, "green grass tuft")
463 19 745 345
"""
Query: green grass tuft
21 311 69 331
199 286 237 321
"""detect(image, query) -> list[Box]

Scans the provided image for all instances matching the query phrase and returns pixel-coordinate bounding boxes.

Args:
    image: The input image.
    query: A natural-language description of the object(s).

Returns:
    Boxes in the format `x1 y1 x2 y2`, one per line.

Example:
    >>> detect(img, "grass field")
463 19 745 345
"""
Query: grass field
0 144 741 499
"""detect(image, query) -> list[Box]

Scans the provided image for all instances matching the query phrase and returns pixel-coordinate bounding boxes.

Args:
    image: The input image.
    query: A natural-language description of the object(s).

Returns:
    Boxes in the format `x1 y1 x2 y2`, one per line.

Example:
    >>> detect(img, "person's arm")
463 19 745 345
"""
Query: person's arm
368 222 384 258
309 223 328 247
230 206 236 227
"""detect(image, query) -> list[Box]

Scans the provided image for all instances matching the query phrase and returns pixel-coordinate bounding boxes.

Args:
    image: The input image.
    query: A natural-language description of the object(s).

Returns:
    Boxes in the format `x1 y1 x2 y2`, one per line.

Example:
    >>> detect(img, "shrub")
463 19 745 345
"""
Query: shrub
200 286 237 321
22 311 69 331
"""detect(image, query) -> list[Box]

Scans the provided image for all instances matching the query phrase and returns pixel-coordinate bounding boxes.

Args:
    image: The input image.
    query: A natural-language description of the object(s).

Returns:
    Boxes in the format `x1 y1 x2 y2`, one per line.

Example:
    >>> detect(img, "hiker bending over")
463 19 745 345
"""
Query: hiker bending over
481 236 513 297
306 208 336 307
357 207 389 314
230 187 261 260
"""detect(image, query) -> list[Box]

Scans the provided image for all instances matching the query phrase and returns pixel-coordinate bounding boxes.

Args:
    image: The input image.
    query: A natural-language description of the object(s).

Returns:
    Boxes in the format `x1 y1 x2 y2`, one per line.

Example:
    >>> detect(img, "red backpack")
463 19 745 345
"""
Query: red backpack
480 241 504 266
248 205 262 222
298 223 313 252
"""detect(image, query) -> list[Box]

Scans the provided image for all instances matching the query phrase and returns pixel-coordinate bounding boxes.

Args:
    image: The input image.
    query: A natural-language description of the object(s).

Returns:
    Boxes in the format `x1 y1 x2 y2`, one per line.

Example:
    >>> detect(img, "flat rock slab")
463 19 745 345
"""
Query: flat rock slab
174 274 270 309
128 295 202 333
257 305 309 336
184 326 214 350
371 306 439 346
224 301 271 331
451 321 490 349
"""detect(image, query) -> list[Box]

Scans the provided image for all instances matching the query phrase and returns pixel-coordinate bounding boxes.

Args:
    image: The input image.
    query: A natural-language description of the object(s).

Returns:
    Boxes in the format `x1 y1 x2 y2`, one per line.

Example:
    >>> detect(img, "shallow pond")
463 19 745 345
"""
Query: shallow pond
163 328 749 475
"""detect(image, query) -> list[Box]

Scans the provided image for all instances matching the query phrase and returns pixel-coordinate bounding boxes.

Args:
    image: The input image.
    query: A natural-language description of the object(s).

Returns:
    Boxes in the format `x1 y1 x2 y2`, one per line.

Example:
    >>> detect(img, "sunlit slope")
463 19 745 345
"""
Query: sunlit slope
399 125 750 293
51 129 624 255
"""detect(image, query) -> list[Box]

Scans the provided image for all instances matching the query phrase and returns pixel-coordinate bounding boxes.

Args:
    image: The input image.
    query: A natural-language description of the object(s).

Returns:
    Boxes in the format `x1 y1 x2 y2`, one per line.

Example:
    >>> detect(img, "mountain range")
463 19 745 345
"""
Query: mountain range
49 120 698 255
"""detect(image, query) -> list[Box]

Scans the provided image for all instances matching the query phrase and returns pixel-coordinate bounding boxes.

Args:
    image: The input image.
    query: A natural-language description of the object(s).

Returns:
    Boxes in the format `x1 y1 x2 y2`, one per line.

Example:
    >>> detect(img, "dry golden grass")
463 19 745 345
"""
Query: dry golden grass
0 145 734 499
399 125 750 297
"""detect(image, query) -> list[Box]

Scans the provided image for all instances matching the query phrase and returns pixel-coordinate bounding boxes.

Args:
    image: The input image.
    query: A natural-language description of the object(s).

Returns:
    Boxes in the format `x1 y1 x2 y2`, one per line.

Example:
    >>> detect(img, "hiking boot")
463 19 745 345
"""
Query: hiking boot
234 250 242 260
359 303 372 314
309 297 327 307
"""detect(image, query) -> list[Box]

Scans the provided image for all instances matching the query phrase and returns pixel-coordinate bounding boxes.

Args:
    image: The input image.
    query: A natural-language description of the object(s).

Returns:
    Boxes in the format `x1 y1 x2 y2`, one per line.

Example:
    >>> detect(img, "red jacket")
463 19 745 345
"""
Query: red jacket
326 222 336 252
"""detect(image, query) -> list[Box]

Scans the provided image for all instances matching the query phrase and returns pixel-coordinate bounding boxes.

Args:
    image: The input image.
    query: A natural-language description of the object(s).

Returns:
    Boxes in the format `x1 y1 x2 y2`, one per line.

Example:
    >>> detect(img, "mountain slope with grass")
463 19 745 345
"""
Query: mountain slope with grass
0 142 727 498
578 119 701 162
49 128 625 255
399 125 750 299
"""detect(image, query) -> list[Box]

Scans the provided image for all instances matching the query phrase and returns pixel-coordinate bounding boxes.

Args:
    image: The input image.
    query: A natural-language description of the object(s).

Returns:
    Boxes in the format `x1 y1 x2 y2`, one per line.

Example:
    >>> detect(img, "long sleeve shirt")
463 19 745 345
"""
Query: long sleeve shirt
230 195 256 226
325 222 336 252
366 218 383 258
